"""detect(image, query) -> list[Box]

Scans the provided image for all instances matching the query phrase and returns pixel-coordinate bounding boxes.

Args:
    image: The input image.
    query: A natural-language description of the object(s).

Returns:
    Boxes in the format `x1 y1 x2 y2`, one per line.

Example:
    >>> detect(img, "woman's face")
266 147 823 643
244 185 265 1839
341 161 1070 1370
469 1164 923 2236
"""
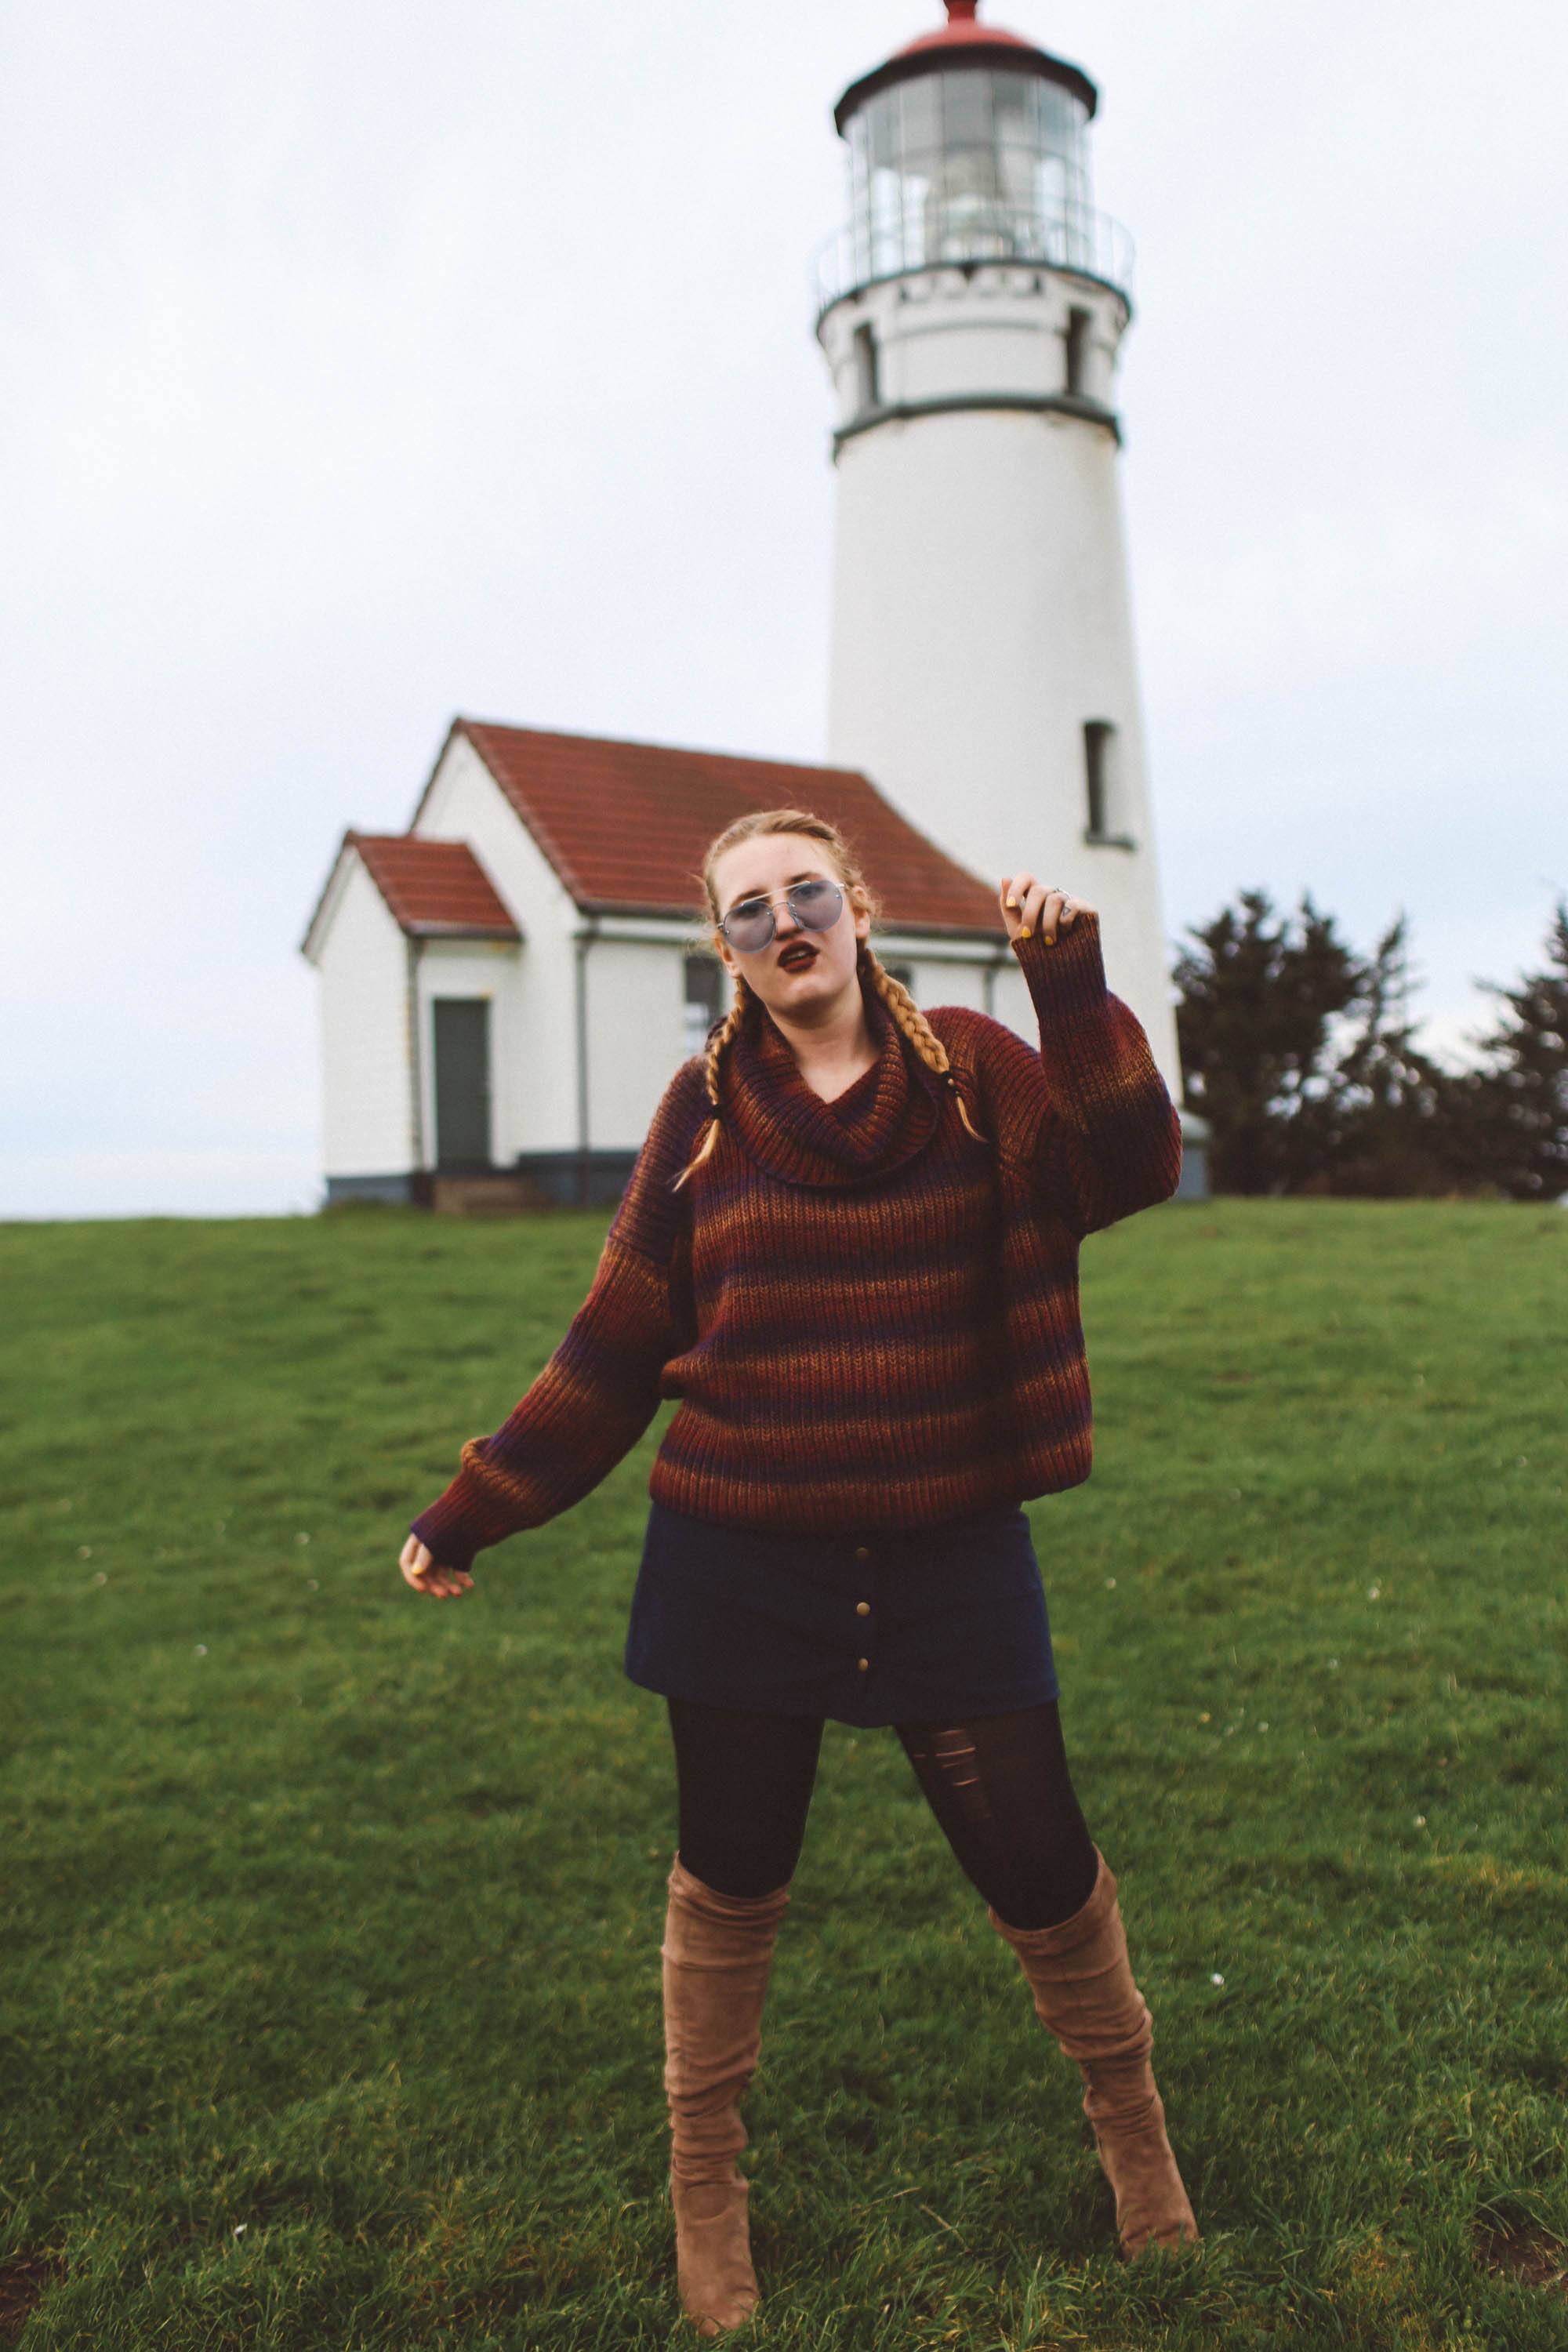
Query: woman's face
710 834 870 1023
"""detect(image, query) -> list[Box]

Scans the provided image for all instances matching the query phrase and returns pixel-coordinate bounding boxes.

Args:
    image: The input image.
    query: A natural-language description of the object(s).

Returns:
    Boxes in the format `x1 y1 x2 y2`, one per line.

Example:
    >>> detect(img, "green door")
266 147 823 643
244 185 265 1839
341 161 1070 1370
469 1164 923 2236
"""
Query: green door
432 998 492 1169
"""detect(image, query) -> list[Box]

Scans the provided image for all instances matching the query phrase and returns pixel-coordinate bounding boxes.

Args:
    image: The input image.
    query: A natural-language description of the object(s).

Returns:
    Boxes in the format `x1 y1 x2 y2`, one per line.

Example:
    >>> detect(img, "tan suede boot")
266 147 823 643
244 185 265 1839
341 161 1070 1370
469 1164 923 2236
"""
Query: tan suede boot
989 1849 1200 2260
661 1853 792 2336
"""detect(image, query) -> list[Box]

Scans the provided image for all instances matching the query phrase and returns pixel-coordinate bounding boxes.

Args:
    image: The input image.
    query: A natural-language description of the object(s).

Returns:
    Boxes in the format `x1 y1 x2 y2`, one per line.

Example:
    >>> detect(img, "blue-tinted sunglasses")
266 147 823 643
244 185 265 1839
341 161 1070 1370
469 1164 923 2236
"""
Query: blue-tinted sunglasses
718 877 844 954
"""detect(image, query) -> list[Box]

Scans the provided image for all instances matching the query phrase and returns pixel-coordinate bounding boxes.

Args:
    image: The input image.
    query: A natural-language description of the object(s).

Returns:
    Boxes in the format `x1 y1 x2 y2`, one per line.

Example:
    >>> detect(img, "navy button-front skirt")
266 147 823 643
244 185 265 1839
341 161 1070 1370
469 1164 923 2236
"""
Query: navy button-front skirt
623 1494 1060 1726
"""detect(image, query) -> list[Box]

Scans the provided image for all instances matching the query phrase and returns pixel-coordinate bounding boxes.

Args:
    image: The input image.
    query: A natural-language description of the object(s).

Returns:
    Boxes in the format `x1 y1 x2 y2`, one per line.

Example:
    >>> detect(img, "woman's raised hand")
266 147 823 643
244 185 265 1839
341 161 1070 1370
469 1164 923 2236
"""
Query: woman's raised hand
399 1534 475 1599
998 873 1094 947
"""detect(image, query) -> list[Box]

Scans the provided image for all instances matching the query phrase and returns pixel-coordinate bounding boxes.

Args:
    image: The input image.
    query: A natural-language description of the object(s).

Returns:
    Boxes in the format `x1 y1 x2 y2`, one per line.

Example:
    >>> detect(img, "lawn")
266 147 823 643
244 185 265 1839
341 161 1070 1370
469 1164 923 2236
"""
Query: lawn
1 1199 1564 2350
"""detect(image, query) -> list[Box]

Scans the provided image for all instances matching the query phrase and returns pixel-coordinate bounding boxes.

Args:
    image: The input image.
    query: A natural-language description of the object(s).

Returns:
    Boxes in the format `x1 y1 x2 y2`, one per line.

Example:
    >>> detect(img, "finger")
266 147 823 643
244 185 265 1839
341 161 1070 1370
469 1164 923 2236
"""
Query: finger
400 1547 443 1591
1002 873 1037 940
1040 887 1069 946
426 1570 474 1599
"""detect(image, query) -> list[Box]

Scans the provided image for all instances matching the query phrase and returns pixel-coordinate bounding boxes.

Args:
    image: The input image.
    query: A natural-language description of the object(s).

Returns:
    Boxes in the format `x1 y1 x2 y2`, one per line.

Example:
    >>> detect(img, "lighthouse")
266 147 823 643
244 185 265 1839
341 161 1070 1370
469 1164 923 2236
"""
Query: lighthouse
818 0 1185 1102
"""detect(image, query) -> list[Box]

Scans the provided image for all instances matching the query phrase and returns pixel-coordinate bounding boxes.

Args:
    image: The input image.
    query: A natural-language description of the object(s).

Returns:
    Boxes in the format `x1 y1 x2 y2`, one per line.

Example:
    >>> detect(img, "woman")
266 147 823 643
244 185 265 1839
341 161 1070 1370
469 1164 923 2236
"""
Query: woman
399 808 1199 2336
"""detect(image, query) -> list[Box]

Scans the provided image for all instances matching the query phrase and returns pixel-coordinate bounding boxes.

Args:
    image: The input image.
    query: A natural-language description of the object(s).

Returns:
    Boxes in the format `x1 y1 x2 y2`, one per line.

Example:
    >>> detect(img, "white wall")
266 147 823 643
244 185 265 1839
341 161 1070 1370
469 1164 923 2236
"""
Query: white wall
312 854 414 1178
906 954 989 1018
821 266 1127 416
415 731 580 1157
415 938 523 1167
585 935 695 1151
820 266 1181 1093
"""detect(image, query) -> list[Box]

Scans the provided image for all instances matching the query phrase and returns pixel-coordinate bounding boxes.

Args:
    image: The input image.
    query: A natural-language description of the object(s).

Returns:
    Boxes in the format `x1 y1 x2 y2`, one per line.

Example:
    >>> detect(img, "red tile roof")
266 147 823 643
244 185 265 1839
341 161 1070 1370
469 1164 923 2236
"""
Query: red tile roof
445 720 1007 940
349 831 520 938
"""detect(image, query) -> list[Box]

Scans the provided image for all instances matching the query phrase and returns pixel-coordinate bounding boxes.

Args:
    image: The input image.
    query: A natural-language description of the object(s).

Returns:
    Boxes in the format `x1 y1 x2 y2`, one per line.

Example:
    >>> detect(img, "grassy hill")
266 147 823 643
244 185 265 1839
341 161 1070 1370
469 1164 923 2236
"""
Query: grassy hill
2 1200 1564 2350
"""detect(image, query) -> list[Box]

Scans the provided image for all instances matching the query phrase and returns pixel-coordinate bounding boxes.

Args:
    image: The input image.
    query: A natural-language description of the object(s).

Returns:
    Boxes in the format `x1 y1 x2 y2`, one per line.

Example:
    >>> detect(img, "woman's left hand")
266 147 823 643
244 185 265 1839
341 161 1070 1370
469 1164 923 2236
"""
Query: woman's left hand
999 873 1094 947
399 1533 474 1599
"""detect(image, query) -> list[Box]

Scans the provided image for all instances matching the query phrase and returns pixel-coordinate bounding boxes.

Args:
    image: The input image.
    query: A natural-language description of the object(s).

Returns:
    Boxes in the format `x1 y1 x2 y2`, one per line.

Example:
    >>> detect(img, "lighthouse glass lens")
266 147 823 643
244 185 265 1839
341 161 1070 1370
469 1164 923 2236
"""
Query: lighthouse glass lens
844 68 1093 285
721 879 843 953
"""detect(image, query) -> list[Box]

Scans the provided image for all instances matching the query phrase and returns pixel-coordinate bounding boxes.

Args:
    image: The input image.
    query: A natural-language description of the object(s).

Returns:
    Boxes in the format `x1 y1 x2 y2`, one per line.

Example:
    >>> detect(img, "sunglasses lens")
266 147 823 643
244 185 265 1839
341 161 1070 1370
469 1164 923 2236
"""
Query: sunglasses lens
791 879 840 931
724 902 774 952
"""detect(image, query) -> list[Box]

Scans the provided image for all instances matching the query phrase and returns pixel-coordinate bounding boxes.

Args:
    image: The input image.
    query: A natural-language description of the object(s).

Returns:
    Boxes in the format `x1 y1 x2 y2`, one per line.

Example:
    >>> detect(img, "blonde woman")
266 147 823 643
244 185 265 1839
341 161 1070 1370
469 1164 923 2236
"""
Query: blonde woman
400 809 1198 2336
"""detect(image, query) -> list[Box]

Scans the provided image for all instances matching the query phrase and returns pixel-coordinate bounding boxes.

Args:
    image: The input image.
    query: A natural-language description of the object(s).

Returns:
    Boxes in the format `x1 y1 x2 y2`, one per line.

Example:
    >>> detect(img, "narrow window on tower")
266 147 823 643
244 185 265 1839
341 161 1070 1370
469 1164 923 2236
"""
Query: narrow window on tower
852 322 880 415
684 955 725 1058
1083 720 1117 840
1064 305 1092 398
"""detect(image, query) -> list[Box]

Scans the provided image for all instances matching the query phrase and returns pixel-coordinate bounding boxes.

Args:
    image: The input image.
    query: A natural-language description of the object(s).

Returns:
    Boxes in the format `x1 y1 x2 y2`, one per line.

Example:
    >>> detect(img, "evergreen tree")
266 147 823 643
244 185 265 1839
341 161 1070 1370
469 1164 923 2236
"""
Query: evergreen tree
1313 913 1464 1196
1171 890 1362 1194
1457 901 1568 1202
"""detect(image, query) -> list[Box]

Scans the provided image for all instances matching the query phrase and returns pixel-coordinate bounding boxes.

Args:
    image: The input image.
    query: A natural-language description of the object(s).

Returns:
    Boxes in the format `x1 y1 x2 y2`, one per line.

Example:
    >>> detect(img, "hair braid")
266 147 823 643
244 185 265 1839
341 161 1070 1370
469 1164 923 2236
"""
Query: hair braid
670 974 753 1192
860 942 988 1144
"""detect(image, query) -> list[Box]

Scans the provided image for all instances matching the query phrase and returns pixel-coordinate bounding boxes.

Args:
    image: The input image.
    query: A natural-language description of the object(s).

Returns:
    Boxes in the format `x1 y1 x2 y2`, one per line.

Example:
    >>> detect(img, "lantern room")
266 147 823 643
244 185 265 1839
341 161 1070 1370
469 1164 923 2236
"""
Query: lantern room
821 0 1129 310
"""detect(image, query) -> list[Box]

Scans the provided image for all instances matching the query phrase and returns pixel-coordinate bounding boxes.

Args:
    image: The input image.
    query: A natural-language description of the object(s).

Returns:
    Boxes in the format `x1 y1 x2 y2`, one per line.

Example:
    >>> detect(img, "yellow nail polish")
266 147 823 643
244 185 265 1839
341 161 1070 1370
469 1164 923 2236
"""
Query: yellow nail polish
1046 933 1057 947
1018 924 1031 938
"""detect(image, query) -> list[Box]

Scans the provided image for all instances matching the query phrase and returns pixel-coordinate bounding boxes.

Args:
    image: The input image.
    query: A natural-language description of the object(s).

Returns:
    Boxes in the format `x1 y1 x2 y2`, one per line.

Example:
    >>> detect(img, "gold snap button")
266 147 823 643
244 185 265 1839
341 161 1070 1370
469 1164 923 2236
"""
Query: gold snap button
855 1600 871 1617
853 1544 870 1559
857 1657 869 1672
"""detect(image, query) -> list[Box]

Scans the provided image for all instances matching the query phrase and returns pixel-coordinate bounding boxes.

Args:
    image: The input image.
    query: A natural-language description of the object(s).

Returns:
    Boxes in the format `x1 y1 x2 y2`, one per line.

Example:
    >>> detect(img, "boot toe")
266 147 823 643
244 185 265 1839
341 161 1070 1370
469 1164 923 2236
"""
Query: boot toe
673 2176 762 2333
1119 2196 1200 2260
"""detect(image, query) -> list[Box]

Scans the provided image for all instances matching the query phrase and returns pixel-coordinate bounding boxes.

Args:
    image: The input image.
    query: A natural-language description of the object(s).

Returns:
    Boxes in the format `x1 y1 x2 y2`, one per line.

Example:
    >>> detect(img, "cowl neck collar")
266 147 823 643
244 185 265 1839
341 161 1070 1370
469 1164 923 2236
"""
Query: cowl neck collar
721 963 945 1189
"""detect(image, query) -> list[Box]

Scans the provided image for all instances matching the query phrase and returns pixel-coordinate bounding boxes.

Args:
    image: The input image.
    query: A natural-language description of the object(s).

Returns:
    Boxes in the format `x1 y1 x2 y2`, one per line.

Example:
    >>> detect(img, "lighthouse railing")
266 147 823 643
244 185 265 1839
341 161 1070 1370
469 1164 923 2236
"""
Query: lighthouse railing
814 201 1134 319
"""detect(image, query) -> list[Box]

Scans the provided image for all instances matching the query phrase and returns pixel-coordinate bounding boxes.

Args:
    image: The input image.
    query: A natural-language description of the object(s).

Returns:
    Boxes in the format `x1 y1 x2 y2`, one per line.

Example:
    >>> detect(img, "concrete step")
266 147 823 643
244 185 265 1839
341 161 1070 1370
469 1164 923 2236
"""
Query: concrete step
430 1173 550 1217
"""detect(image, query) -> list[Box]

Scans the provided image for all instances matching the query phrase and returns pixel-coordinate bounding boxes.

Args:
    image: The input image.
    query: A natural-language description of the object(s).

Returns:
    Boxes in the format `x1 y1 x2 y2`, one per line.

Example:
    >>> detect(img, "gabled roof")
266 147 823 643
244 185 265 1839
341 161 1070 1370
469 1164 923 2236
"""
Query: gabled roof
435 718 1007 941
300 829 520 958
351 832 520 937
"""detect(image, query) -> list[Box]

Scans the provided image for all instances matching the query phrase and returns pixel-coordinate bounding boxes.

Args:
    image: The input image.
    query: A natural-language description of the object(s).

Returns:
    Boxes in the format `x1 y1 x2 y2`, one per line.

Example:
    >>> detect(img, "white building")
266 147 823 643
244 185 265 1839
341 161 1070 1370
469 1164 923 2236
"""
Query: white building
300 2 1208 1209
300 720 1035 1208
818 0 1203 1168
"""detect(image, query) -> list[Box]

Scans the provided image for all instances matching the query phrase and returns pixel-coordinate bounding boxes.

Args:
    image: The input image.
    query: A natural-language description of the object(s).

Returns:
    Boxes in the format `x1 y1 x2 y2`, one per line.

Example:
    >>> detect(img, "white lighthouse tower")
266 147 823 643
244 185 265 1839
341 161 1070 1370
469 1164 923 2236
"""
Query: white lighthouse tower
818 0 1187 1109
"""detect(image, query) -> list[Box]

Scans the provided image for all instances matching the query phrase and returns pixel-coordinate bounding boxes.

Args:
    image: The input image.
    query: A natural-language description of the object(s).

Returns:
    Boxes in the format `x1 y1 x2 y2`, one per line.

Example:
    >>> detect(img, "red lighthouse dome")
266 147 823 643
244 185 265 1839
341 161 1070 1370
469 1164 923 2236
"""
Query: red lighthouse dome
833 0 1097 136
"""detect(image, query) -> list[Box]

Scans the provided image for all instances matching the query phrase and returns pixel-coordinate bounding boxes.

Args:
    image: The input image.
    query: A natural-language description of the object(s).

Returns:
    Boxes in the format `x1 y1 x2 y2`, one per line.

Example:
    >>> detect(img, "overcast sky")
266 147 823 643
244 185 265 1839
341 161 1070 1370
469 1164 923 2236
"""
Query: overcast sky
3 0 1564 1218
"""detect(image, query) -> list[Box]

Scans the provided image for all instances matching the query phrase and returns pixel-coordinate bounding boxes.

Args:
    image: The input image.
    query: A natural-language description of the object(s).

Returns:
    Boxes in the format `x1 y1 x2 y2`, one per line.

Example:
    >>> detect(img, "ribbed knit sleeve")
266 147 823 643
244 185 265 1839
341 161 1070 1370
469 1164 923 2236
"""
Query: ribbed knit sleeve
967 911 1182 1237
408 1064 706 1573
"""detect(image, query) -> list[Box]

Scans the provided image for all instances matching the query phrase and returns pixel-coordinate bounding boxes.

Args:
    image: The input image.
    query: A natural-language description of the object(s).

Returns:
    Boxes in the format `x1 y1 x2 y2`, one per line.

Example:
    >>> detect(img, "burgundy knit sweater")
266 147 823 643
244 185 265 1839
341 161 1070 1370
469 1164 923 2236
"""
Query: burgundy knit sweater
410 913 1181 1570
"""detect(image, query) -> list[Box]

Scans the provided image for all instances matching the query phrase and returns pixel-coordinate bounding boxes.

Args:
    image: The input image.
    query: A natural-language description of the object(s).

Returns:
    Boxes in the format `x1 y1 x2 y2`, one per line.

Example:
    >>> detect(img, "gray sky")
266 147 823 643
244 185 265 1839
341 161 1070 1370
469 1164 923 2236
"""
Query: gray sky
4 0 1564 1217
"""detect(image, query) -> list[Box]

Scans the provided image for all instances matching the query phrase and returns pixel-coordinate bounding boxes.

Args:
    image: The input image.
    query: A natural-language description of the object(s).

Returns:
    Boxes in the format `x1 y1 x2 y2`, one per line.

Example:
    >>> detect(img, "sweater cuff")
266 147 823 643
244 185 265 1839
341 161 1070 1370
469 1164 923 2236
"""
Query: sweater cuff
408 1484 486 1576
1010 906 1109 1021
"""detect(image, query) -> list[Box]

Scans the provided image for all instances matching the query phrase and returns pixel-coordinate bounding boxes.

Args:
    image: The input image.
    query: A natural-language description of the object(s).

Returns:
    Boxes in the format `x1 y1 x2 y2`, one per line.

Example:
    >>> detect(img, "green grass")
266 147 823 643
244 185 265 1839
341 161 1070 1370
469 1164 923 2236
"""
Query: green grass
1 1199 1565 2351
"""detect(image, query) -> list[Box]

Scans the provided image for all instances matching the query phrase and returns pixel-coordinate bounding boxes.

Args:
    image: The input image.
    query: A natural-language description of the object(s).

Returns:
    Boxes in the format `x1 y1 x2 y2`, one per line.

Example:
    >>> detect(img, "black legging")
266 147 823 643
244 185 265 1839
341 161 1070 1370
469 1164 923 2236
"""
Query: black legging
666 1694 1100 1931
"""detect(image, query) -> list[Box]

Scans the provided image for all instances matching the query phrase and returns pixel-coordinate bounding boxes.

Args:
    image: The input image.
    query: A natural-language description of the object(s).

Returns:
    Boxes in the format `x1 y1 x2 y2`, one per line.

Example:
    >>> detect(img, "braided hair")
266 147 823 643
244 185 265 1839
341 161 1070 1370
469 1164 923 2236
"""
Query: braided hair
670 808 989 1194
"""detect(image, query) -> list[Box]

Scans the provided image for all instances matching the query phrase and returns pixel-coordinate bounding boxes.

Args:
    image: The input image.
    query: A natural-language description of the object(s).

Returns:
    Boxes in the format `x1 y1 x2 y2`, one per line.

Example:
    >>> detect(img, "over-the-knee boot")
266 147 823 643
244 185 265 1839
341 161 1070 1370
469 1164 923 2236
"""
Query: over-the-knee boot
661 1853 792 2336
989 1848 1199 2259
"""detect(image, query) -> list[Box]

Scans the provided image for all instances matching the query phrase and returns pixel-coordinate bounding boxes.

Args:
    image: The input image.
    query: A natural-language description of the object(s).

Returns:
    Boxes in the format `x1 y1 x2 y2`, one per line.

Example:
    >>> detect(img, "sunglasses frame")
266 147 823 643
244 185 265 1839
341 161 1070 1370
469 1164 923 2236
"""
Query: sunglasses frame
717 877 845 954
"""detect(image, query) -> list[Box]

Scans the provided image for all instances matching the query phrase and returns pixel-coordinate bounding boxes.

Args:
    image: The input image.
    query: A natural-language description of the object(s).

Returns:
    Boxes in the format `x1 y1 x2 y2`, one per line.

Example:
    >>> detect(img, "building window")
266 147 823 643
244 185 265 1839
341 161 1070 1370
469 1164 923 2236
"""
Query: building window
684 955 725 1057
1083 719 1133 844
852 322 880 413
1064 305 1092 398
883 962 916 996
